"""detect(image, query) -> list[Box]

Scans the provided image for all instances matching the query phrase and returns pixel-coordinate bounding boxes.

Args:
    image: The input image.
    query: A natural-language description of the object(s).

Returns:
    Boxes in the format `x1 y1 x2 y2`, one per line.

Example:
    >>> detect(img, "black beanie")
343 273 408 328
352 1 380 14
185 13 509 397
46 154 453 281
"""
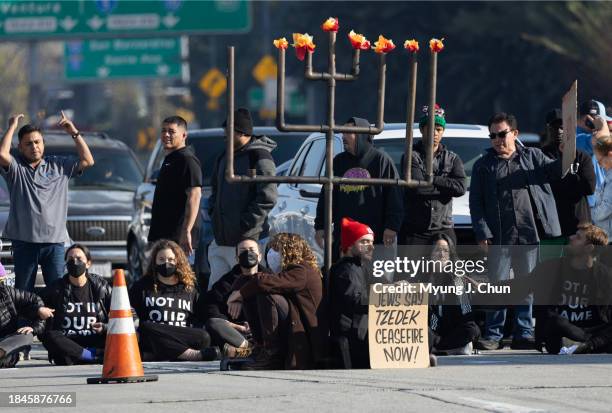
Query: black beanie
223 108 253 136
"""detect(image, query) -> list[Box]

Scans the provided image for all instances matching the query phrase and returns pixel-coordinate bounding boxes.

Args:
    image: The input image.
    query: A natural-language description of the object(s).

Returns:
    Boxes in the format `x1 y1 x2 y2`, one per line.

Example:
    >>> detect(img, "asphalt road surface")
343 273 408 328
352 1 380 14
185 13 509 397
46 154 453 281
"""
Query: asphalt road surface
2 344 611 412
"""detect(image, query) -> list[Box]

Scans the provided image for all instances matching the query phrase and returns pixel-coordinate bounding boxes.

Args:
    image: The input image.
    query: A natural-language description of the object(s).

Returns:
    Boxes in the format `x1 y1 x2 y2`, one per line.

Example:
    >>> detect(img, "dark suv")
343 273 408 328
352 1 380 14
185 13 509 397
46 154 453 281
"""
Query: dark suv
0 132 143 282
127 127 309 284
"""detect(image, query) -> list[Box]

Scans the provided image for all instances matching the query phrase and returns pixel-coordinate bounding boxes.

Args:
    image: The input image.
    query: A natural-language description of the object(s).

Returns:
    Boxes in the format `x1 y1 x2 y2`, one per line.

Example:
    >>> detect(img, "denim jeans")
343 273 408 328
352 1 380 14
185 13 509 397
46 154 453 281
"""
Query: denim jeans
12 240 64 292
484 244 539 341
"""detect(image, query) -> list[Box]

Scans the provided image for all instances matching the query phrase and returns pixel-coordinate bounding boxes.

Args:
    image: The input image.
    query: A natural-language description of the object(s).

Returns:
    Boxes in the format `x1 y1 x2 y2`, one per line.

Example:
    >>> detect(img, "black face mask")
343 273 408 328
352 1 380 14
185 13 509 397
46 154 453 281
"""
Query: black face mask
156 263 176 278
238 250 259 269
66 260 87 278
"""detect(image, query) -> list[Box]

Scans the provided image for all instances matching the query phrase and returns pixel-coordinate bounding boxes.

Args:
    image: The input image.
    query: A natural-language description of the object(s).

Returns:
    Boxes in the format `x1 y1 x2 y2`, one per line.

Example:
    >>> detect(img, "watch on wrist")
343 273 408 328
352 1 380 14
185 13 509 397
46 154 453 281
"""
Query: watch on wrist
71 131 81 139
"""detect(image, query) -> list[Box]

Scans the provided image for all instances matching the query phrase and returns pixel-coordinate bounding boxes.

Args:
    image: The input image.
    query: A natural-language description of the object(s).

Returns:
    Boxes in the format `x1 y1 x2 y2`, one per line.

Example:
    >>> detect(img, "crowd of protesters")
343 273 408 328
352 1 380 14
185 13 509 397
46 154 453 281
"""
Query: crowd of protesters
0 98 611 370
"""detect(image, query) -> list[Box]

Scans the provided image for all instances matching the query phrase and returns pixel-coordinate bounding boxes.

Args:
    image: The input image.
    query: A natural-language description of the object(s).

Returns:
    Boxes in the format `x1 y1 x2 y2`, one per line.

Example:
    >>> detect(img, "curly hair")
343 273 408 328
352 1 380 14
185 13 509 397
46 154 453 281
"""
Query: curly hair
268 233 321 275
144 239 196 291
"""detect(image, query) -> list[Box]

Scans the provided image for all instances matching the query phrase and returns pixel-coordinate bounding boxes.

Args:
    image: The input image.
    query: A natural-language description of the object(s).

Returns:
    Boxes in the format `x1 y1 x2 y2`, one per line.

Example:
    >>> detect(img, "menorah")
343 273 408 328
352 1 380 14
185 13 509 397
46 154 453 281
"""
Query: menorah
224 19 443 277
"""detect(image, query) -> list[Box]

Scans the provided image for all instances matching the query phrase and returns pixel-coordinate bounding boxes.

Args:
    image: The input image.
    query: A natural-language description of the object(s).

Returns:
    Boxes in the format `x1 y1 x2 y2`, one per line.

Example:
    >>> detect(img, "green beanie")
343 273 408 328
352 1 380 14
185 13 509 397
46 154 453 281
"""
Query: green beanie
419 114 446 129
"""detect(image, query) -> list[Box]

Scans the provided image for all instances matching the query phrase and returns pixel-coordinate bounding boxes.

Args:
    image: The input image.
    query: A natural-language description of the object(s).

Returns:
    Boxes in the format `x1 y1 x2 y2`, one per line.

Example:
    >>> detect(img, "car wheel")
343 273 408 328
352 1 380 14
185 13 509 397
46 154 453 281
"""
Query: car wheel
128 238 144 282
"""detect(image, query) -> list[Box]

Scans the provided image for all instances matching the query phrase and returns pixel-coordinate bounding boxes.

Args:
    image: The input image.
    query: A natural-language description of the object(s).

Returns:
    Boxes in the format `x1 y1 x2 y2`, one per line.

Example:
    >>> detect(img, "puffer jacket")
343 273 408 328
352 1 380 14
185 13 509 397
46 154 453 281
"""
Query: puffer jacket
0 282 45 337
209 135 278 246
41 273 112 331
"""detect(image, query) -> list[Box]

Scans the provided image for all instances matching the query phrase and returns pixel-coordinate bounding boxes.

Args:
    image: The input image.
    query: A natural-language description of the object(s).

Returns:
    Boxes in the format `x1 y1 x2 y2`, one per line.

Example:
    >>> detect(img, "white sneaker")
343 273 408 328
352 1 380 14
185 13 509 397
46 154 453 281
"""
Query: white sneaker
439 342 473 356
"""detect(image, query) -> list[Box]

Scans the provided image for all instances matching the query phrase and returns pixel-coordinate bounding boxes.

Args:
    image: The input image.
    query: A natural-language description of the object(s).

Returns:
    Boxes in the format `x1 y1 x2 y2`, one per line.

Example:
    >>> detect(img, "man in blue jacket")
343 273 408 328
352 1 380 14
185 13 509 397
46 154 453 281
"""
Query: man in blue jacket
470 112 562 350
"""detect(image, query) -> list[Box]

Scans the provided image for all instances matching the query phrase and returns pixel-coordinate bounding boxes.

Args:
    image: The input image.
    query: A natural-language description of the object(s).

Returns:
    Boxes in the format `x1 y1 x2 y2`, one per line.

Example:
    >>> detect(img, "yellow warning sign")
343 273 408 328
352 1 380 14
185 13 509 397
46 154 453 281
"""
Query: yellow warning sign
199 68 227 111
252 55 277 85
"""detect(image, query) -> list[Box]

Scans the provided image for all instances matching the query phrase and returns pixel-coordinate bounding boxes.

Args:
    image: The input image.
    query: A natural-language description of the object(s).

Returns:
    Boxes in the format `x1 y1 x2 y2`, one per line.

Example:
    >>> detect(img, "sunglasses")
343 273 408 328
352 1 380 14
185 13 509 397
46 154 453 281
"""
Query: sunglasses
489 129 514 139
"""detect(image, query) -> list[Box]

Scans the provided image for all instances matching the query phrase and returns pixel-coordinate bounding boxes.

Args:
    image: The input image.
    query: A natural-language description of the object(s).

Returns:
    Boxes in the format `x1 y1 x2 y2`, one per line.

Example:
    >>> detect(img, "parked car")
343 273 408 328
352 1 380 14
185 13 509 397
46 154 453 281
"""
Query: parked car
127 127 310 284
0 132 143 284
266 123 493 264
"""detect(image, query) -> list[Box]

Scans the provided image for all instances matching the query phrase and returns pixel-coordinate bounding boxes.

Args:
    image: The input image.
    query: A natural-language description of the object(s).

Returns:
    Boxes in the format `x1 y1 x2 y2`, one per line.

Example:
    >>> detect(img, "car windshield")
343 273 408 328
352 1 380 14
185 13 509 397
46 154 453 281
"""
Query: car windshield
267 133 309 166
46 148 143 191
374 137 490 186
189 132 309 186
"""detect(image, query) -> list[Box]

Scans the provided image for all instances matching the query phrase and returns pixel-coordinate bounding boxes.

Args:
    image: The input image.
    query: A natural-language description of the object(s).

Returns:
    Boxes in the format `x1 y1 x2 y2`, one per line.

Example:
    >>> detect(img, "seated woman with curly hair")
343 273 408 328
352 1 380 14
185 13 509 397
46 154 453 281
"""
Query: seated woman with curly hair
226 233 326 370
129 240 219 361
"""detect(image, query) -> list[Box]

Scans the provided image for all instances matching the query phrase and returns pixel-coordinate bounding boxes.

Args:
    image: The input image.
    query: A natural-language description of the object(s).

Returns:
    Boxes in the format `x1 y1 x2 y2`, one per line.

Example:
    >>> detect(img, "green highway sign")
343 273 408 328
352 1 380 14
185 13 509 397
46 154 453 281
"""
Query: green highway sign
0 0 251 39
64 36 188 81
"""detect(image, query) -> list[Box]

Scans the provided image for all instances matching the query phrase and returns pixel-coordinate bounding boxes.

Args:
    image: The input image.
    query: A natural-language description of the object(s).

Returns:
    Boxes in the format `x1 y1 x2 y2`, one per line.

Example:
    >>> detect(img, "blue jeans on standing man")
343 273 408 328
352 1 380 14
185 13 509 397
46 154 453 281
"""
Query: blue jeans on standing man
484 244 539 342
12 240 64 292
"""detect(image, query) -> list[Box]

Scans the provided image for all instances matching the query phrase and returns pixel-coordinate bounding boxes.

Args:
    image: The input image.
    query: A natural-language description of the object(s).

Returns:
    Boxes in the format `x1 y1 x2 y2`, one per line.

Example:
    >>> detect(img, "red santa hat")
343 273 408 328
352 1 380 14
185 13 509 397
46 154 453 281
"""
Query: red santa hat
341 217 374 252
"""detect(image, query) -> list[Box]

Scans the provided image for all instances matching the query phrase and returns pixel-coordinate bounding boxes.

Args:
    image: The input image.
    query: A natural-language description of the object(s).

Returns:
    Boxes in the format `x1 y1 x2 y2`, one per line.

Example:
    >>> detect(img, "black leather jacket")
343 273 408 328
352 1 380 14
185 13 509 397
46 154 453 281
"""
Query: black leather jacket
41 273 112 332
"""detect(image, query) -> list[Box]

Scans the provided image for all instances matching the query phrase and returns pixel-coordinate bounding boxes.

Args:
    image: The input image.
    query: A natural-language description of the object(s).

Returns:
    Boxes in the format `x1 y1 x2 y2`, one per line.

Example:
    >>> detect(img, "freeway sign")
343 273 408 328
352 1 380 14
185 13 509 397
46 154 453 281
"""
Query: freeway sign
0 0 251 39
64 36 188 81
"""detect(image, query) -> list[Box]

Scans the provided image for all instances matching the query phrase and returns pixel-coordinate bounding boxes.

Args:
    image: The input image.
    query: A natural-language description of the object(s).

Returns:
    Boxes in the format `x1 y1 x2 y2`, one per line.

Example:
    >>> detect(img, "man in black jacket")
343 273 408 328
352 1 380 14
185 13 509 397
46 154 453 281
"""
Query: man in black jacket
208 108 277 290
540 109 596 244
315 117 403 261
0 279 52 368
400 104 466 247
329 218 375 368
206 238 271 358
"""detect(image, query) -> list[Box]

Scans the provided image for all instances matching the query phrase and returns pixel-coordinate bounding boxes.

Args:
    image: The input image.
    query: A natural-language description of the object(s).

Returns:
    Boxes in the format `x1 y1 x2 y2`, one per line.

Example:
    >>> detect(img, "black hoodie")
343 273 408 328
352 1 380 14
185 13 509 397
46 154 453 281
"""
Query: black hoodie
314 117 403 249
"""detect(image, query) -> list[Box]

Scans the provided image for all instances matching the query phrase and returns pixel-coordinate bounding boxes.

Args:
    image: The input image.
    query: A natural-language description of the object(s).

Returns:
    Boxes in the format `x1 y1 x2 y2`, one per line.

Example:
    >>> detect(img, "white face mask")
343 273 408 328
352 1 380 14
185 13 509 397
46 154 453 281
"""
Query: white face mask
266 248 282 273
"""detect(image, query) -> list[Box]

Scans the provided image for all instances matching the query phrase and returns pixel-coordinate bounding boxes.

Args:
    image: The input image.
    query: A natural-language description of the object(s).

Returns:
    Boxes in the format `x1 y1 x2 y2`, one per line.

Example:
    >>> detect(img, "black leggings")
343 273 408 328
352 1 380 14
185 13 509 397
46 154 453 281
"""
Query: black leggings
206 318 247 348
138 321 211 361
431 321 481 350
42 330 106 365
0 333 33 368
538 313 612 354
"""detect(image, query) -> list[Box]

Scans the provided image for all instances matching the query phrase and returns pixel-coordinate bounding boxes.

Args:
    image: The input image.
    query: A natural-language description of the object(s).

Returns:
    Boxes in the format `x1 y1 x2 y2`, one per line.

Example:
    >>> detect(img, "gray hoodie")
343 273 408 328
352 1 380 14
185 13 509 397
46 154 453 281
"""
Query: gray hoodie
209 135 278 246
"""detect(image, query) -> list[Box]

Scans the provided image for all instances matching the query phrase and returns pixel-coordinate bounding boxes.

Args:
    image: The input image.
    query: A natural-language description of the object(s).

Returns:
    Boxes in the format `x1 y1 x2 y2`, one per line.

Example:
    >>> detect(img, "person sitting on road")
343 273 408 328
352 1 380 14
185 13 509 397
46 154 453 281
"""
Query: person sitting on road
129 239 219 362
425 233 480 356
489 224 612 354
40 244 111 365
0 271 53 368
329 218 375 369
205 238 271 359
226 233 326 370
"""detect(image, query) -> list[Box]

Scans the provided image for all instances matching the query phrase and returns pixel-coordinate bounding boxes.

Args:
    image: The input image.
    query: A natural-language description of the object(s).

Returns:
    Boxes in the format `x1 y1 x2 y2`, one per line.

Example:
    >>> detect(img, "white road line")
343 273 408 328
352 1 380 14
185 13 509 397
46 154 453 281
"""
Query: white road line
461 396 546 413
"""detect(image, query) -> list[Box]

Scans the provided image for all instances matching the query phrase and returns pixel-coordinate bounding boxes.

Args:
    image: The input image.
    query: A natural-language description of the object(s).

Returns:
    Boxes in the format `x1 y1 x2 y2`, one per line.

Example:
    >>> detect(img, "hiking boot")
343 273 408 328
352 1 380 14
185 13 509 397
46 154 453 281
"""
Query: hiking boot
510 337 535 350
436 342 473 356
200 346 222 361
475 338 503 350
223 343 253 359
240 348 284 370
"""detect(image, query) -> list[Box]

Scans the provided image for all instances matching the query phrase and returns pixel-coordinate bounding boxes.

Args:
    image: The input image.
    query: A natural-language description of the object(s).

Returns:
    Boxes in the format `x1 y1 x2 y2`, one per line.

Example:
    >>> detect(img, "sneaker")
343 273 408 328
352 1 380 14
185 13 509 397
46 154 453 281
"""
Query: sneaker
223 343 253 359
510 337 535 350
475 338 503 350
437 342 473 356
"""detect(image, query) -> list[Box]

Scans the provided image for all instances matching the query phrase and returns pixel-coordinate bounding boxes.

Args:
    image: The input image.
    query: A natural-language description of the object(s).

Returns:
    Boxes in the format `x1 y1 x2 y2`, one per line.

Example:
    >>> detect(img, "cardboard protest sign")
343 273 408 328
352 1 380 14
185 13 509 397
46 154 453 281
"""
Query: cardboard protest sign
368 284 429 369
562 80 577 176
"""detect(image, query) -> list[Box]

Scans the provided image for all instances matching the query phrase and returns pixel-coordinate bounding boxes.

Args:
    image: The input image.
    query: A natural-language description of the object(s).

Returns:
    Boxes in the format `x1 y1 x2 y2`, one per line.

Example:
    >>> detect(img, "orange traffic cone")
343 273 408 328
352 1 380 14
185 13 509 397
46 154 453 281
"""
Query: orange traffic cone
87 269 158 384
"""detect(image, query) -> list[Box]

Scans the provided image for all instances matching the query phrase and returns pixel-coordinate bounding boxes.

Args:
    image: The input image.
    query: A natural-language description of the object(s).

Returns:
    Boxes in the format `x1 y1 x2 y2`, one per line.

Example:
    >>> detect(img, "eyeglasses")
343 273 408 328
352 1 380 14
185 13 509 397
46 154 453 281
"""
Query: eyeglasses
489 129 514 139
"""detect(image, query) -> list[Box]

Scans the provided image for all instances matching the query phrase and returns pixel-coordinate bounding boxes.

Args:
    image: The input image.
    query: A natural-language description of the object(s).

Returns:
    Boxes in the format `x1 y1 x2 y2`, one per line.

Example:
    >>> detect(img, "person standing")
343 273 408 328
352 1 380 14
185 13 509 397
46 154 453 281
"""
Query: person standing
208 108 277 290
400 104 466 247
470 112 562 350
0 112 94 291
314 117 403 261
540 109 595 242
148 116 202 257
